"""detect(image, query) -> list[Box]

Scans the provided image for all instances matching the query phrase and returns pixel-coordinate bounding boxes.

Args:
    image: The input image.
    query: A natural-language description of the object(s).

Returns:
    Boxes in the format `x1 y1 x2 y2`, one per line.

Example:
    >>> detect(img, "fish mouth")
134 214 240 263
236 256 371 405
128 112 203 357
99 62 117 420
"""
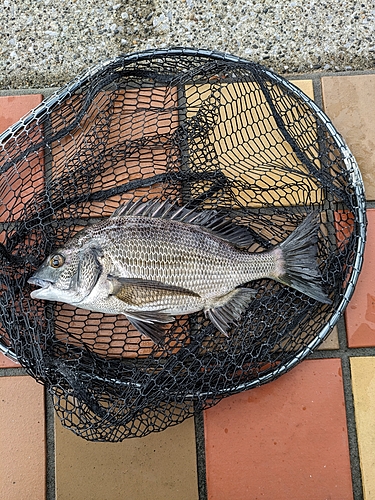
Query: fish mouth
28 276 53 299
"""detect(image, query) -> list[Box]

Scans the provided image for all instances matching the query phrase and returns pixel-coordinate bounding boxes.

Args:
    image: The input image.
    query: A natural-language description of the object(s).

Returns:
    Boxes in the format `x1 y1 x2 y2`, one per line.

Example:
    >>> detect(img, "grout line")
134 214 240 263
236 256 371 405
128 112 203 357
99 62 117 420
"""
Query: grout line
0 87 59 98
285 67 375 80
307 312 367 499
341 355 364 500
309 347 375 359
311 75 323 109
194 411 208 500
336 317 364 500
0 69 373 101
45 389 56 500
1 68 375 98
332 315 364 499
0 366 28 376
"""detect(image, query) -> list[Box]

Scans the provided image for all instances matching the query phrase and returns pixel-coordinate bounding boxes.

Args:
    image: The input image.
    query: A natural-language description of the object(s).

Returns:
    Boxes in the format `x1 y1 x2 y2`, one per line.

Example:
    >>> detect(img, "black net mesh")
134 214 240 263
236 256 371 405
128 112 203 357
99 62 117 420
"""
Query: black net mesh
0 48 366 441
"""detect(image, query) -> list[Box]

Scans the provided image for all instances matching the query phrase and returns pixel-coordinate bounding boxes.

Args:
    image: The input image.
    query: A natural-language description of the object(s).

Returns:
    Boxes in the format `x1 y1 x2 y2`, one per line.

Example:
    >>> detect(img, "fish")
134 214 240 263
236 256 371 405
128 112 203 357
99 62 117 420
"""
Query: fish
28 198 331 344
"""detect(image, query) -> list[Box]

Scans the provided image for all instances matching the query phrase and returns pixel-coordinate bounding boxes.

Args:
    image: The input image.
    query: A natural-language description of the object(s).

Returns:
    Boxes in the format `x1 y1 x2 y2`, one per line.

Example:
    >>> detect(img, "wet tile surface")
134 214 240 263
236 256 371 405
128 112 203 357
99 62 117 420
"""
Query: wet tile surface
321 74 375 200
351 357 375 500
55 416 198 500
345 209 375 347
0 376 45 500
204 359 353 500
0 94 42 133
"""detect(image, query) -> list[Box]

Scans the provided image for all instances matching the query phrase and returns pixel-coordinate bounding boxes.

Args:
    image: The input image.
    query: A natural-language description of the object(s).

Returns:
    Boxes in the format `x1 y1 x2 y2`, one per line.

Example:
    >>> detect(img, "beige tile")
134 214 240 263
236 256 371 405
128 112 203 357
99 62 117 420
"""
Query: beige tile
321 75 375 200
290 79 314 99
350 357 375 499
0 376 45 500
55 415 198 500
318 325 340 350
186 79 320 208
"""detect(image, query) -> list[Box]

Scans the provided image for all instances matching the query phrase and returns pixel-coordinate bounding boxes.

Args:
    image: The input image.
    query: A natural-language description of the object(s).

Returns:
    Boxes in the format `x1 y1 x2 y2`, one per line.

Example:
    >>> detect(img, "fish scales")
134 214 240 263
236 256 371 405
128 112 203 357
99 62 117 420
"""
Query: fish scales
85 216 274 298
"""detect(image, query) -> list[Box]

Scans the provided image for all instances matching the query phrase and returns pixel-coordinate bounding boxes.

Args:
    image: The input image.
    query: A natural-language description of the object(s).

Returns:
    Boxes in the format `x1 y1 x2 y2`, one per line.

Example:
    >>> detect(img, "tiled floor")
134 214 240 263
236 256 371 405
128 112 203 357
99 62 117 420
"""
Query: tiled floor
0 73 375 500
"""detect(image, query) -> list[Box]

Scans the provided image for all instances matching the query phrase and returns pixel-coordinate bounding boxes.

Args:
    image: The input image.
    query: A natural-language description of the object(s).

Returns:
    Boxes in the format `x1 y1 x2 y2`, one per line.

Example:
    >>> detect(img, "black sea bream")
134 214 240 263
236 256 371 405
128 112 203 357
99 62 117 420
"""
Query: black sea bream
28 199 330 343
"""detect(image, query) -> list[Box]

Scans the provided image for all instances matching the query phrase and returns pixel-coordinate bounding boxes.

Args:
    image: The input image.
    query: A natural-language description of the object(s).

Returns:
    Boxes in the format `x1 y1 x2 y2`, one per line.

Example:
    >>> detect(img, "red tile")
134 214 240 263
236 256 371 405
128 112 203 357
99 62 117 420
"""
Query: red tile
0 95 42 134
0 352 20 368
0 94 44 222
204 359 352 500
334 210 355 250
51 87 179 218
0 95 44 363
345 209 375 347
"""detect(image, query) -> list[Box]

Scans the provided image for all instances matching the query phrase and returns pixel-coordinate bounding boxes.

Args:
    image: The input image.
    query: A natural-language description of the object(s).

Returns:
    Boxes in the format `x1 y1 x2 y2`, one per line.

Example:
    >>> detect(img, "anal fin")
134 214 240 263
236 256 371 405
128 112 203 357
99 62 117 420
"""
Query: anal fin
205 288 256 336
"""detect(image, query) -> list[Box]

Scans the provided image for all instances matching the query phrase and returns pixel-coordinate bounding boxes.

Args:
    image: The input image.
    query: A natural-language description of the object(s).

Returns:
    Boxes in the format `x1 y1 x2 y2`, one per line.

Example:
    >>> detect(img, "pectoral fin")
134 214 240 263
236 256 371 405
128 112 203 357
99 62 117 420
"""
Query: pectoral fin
205 288 256 336
108 276 200 298
107 277 201 344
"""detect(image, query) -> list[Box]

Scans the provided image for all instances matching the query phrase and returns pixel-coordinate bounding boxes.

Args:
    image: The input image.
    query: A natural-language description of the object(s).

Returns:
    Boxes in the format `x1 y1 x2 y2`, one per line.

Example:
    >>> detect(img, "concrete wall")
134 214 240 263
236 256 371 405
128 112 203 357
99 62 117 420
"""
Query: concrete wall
1 0 374 89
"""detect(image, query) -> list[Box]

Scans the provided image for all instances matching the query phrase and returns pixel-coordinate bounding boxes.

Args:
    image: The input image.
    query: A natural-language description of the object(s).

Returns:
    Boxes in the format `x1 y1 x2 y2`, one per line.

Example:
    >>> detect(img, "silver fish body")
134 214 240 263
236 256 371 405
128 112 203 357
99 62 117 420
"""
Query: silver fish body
28 199 330 343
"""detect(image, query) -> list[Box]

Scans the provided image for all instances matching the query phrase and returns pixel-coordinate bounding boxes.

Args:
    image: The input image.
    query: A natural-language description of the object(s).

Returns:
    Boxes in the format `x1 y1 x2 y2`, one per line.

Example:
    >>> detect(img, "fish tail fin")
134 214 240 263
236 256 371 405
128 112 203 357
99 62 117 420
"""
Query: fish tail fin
275 212 331 304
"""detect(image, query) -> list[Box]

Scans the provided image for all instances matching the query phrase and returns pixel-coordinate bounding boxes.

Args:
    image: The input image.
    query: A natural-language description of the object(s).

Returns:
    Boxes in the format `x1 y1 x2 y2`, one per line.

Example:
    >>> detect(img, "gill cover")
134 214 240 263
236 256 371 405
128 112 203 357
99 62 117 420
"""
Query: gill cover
70 245 103 301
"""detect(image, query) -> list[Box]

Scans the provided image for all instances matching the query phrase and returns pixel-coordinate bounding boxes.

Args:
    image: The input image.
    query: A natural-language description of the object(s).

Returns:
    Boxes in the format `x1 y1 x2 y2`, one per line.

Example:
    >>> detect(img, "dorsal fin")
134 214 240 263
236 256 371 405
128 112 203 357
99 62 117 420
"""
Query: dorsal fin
111 198 254 247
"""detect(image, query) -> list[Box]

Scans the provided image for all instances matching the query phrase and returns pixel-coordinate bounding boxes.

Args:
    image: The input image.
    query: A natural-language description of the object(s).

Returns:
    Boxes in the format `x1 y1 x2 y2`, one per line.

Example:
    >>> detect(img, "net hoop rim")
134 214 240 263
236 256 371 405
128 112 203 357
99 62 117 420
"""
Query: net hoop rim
0 48 367 396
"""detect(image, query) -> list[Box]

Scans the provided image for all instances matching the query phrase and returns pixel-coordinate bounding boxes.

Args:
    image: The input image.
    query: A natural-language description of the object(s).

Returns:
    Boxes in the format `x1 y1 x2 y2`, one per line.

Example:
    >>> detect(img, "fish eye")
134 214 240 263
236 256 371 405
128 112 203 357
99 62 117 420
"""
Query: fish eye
50 254 65 268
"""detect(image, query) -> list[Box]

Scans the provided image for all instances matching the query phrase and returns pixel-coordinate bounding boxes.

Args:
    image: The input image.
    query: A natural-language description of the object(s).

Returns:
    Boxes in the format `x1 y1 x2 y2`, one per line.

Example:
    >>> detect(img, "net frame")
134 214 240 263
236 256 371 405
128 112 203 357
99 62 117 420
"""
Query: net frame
0 48 366 440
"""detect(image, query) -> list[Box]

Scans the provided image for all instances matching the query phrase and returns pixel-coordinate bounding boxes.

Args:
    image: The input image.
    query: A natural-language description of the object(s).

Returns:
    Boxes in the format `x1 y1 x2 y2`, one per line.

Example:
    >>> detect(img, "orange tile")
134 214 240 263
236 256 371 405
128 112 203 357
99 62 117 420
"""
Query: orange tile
55 415 198 500
54 303 190 359
49 87 182 357
0 94 44 361
51 87 179 218
345 209 375 347
0 376 45 500
321 75 375 200
0 94 44 222
204 359 352 500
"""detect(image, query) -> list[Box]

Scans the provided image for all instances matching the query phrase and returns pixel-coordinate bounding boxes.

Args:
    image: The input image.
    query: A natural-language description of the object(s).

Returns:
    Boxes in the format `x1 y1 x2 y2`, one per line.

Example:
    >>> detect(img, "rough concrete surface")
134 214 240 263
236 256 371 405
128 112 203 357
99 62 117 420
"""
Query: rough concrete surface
1 0 374 89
